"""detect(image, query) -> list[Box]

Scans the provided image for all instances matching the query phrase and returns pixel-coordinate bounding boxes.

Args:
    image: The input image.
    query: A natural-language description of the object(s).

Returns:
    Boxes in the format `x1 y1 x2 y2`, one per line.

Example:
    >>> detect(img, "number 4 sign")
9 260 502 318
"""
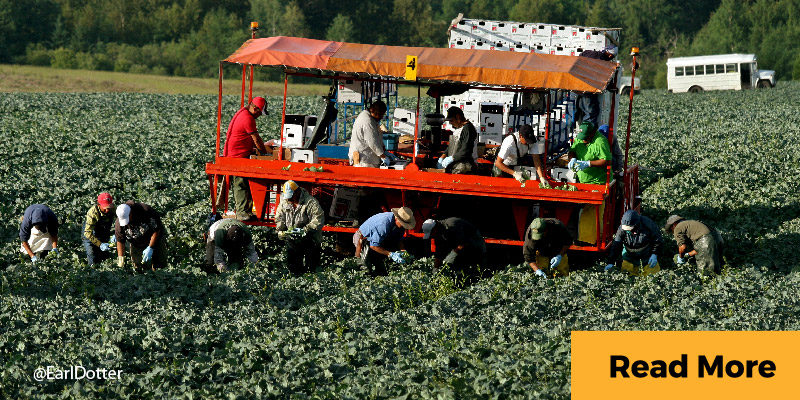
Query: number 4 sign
405 55 417 80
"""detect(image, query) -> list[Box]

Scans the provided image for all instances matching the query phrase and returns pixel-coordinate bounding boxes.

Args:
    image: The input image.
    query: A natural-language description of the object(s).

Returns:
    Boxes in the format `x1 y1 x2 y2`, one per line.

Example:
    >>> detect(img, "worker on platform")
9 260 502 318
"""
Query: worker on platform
664 215 725 275
275 180 325 275
349 100 396 168
115 201 167 271
421 217 487 276
437 106 477 174
523 218 572 278
492 124 548 185
604 210 662 276
222 96 269 221
577 45 617 126
83 192 116 266
19 204 60 263
353 207 416 276
204 217 259 274
566 121 613 245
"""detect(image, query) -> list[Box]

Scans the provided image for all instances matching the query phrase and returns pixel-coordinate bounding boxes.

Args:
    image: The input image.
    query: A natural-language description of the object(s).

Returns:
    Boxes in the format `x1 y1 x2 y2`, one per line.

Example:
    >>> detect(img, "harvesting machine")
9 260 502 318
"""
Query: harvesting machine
206 24 641 256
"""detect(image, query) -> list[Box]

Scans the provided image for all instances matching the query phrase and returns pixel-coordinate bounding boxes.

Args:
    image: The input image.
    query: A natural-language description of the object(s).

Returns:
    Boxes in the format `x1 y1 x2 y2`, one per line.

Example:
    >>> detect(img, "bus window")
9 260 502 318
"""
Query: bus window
685 66 694 76
706 65 715 74
675 66 684 76
726 63 737 73
715 64 724 74
695 65 704 75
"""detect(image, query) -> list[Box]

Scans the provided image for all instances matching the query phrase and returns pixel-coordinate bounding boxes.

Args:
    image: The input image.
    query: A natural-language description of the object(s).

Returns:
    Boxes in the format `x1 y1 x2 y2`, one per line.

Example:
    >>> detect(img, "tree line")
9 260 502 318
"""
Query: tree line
2 0 800 87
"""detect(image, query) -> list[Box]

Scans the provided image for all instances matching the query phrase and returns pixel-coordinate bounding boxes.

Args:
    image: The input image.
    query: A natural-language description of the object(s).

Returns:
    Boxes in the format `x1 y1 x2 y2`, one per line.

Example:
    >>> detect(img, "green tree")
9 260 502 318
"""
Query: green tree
392 0 447 47
250 0 283 37
280 2 311 38
326 14 355 42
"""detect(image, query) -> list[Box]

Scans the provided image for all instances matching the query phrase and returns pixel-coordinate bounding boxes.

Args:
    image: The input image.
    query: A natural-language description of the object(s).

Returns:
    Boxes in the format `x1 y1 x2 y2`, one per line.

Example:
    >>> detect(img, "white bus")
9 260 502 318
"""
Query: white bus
666 54 775 93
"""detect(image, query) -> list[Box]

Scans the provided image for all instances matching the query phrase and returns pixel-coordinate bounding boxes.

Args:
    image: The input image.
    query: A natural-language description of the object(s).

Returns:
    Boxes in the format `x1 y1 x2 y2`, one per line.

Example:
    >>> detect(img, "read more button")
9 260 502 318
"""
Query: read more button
572 331 800 399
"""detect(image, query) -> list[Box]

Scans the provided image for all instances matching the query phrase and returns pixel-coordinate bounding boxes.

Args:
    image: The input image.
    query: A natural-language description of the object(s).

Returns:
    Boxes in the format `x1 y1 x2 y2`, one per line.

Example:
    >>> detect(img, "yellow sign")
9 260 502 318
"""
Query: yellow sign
405 55 418 81
572 331 800 399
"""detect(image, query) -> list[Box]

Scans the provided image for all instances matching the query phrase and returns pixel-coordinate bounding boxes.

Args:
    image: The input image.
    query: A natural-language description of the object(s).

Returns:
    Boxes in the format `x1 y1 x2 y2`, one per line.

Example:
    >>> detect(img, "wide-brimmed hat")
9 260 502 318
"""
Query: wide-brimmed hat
664 214 685 231
392 207 416 230
529 218 547 240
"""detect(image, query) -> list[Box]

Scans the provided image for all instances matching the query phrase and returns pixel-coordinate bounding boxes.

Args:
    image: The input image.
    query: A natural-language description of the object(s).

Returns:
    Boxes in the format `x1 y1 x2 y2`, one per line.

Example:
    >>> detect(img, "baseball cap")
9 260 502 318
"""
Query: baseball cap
116 204 131 227
529 218 547 240
283 180 299 198
97 192 113 208
576 121 596 140
620 210 639 231
252 97 268 116
422 219 436 239
603 45 618 56
444 106 464 121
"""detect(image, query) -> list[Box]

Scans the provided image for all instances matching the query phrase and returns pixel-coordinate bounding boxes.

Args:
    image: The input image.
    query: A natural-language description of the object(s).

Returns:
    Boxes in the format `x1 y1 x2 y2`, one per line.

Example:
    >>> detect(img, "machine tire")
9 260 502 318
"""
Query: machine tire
688 85 703 93
621 87 631 95
757 80 772 89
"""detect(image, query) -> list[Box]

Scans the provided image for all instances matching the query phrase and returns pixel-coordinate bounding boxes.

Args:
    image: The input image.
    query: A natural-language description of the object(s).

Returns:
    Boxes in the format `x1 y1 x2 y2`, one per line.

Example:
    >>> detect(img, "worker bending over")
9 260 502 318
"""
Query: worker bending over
664 215 724 275
204 218 258 274
605 210 662 276
523 218 572 278
422 217 486 276
20 204 60 263
492 124 547 186
115 201 167 271
353 207 416 276
83 192 115 266
275 180 325 275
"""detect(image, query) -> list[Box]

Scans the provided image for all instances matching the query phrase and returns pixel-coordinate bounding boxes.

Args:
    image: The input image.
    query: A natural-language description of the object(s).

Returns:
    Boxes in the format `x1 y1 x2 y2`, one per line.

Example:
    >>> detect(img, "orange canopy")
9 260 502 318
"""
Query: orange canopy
223 36 618 93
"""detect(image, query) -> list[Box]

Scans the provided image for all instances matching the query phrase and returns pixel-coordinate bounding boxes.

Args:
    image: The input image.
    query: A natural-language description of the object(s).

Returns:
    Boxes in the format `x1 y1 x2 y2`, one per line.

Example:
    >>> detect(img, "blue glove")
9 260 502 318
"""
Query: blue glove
567 158 577 170
575 160 591 171
389 252 406 264
436 158 445 169
291 227 304 235
549 254 563 269
443 250 458 265
676 255 687 264
647 254 658 268
50 248 59 256
31 255 39 263
604 263 614 272
441 156 454 168
534 269 546 278
100 243 110 252
142 246 154 263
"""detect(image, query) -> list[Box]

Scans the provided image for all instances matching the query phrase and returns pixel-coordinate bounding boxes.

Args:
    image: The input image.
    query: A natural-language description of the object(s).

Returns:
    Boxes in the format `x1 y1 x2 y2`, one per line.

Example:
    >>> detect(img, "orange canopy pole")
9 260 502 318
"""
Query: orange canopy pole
216 62 223 160
249 65 254 102
241 65 247 107
278 73 288 160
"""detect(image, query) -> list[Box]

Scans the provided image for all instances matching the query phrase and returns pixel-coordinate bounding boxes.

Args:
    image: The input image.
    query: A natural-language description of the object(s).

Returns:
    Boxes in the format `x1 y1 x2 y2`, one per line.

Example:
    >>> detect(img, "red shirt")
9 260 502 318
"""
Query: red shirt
223 108 257 158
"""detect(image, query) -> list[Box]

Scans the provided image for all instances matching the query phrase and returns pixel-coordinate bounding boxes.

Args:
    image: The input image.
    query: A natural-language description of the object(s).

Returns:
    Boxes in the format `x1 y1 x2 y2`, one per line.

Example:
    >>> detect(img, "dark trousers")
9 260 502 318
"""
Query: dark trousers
83 240 111 266
286 235 321 276
204 241 245 272
578 93 600 126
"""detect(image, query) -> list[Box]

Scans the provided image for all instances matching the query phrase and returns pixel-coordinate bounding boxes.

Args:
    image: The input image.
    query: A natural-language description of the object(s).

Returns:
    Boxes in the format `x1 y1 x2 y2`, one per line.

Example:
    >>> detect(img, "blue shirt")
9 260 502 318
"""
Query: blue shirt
20 204 59 242
359 212 403 247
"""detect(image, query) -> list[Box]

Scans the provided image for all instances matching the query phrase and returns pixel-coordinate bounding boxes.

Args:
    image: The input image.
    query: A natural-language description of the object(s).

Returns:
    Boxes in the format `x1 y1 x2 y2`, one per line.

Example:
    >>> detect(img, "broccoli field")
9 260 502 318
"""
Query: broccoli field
2 84 800 398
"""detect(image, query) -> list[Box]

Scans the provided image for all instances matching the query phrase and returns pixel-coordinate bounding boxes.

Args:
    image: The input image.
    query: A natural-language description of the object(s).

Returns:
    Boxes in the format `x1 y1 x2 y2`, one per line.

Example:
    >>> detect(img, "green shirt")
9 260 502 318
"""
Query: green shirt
570 134 612 185
84 204 115 247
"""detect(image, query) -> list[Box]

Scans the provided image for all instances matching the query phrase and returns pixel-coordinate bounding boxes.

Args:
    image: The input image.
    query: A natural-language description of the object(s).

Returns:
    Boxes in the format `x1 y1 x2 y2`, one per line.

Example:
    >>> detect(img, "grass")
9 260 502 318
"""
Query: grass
0 64 423 97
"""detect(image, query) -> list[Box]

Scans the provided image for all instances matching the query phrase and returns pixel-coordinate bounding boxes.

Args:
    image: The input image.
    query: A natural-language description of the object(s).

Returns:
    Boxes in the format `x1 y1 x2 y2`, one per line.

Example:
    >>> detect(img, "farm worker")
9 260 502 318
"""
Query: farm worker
353 207 416 276
19 204 59 263
83 192 116 266
492 124 548 185
222 96 269 221
523 218 572 278
349 100 395 168
664 215 724 275
437 106 477 174
275 180 325 275
115 201 167 271
421 217 487 275
204 218 258 274
576 45 617 125
566 121 612 244
604 210 662 276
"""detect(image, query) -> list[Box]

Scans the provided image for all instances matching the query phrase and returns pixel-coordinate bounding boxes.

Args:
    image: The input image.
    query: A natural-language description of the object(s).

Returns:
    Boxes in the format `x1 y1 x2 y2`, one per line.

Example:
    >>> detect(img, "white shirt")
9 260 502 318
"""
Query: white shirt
497 133 536 166
348 110 384 167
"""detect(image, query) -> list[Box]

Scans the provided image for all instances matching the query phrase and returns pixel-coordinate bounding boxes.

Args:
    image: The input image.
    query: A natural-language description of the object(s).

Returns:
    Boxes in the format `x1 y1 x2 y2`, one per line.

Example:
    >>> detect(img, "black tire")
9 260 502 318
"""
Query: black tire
757 80 772 88
621 87 631 95
688 86 703 93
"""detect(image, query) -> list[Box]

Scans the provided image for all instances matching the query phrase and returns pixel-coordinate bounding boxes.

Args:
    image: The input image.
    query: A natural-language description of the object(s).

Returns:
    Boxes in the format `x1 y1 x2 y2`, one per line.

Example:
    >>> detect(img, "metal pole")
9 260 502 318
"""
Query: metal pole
278 73 288 160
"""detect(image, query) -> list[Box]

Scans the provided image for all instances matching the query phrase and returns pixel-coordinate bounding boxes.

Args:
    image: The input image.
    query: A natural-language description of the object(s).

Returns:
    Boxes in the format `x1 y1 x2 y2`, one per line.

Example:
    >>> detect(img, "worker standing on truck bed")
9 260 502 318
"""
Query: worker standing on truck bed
567 121 612 244
492 124 547 186
222 96 269 221
349 100 395 168
422 217 486 276
664 215 725 275
523 218 572 278
83 192 116 266
19 204 60 263
438 107 477 174
275 180 325 276
604 210 662 276
115 201 167 271
576 45 617 126
353 207 416 276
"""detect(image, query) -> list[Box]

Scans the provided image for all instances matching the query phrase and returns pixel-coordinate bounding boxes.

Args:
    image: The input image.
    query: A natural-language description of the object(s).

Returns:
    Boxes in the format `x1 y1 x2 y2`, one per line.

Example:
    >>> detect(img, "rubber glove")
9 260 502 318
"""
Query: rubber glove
647 254 658 268
31 255 39 263
50 248 59 256
142 246 154 263
291 227 304 236
676 255 687 264
443 250 458 264
216 263 227 273
604 263 614 272
441 156 454 168
550 254 563 269
513 170 527 183
539 176 548 186
117 256 125 268
389 252 406 264
100 243 110 252
567 158 577 170
575 160 591 171
436 157 445 169
534 269 547 278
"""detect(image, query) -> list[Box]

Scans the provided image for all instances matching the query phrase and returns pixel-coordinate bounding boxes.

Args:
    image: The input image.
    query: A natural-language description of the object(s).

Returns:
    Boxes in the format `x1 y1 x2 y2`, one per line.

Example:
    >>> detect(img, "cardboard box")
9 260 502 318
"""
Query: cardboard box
337 80 363 104
551 167 577 183
329 187 359 219
291 149 318 164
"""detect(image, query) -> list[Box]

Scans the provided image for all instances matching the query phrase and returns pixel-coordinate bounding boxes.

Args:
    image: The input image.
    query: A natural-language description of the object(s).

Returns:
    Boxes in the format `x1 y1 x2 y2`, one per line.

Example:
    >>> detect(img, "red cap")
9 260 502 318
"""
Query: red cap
252 96 266 110
97 192 113 208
